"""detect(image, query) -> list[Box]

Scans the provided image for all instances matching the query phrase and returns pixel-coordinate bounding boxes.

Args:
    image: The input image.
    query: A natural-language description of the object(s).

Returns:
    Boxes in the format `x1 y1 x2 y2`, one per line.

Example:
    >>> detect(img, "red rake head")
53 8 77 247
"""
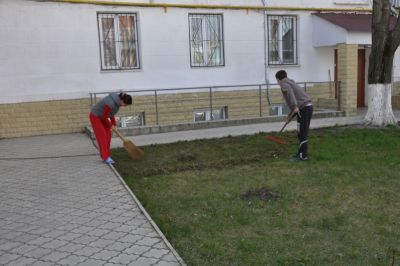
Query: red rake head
265 135 287 145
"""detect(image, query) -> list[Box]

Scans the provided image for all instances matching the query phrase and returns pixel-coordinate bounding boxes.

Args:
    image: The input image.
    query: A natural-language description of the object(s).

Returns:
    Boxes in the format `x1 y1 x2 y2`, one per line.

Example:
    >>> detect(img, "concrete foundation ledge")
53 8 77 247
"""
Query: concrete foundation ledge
85 109 344 139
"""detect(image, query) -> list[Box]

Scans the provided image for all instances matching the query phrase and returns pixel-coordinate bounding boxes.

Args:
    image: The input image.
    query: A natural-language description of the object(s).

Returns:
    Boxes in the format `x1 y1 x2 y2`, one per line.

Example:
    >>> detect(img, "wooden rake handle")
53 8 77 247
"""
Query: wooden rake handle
279 111 297 133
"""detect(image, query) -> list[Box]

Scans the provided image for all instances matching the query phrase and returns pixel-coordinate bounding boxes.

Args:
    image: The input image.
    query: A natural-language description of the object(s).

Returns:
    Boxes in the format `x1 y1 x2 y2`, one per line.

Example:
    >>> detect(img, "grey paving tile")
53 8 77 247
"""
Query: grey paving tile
42 239 69 249
8 244 38 255
57 254 87 266
24 247 53 259
142 248 170 259
4 256 37 266
135 237 161 247
72 246 102 257
40 251 70 263
76 258 106 266
161 253 181 262
0 133 184 266
30 260 55 266
123 245 152 256
118 234 144 244
87 239 115 249
128 257 159 266
102 231 127 241
0 241 22 251
104 241 132 252
154 261 181 266
71 235 98 245
109 253 139 264
91 250 119 261
0 253 20 265
56 243 85 253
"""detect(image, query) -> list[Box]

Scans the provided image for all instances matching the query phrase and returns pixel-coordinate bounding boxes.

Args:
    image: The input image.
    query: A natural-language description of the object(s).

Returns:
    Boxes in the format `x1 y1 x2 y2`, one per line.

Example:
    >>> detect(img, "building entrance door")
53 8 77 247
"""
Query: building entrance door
357 49 366 107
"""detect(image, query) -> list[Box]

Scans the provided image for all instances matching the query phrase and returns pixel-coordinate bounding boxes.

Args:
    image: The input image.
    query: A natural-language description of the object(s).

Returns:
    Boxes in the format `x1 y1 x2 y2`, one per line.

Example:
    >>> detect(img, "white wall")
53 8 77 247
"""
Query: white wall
265 11 335 84
95 0 372 8
312 16 347 47
0 0 265 103
266 0 371 8
0 0 380 104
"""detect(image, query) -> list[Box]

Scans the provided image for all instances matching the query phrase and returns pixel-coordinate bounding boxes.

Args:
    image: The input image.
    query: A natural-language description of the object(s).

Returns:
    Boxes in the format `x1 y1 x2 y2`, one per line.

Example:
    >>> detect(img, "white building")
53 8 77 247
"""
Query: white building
1 0 399 137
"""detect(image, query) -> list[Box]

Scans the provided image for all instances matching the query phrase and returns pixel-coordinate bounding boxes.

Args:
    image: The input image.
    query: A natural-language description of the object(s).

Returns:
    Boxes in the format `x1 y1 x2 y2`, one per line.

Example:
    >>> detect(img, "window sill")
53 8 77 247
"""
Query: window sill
100 69 142 73
267 64 301 68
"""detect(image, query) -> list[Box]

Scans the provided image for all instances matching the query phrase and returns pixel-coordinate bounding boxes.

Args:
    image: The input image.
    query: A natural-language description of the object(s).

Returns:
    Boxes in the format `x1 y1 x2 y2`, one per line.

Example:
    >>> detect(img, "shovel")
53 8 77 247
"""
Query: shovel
112 128 144 160
265 111 297 145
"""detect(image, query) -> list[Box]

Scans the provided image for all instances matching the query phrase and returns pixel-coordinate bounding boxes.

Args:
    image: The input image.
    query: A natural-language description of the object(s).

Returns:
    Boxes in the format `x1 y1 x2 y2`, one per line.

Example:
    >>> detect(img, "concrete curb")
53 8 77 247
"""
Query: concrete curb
85 109 344 140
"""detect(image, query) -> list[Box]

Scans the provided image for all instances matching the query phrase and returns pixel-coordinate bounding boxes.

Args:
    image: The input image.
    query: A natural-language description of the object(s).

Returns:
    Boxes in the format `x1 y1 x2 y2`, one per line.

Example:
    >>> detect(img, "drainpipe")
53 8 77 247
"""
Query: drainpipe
261 0 271 105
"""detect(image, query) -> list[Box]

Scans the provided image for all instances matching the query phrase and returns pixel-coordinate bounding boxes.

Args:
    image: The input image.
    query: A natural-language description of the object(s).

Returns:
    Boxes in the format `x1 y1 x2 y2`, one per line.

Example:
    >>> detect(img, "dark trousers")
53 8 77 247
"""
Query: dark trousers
296 105 313 159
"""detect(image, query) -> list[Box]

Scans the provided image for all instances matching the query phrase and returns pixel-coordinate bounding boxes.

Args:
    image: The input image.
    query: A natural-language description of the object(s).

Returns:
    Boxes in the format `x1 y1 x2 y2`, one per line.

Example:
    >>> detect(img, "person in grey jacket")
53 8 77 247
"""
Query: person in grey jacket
90 92 132 164
275 70 313 161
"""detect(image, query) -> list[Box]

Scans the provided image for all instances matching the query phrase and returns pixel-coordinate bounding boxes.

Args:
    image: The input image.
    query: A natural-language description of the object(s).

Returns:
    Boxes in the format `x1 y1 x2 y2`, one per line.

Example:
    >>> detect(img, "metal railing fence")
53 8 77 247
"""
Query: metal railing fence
90 81 340 127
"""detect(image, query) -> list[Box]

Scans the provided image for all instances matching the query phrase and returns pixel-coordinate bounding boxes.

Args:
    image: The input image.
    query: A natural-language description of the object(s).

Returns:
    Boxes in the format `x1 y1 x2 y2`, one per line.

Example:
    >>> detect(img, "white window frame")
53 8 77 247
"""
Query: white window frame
189 14 225 67
267 15 298 65
97 13 140 70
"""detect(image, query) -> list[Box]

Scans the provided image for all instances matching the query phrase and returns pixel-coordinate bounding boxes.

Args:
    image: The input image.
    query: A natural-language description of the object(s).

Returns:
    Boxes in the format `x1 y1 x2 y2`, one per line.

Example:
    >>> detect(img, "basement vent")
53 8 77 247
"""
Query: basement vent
117 112 145 128
334 0 370 5
269 104 290 116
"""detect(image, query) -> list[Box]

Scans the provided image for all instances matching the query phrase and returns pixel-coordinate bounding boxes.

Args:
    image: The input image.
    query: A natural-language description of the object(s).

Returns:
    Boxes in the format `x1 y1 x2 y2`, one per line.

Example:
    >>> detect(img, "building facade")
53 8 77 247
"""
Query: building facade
1 0 399 138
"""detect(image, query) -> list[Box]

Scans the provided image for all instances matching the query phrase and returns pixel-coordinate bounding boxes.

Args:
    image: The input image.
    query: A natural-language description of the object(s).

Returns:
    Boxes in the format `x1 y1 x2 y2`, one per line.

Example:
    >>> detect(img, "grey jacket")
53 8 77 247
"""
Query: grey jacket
280 78 312 110
91 93 120 118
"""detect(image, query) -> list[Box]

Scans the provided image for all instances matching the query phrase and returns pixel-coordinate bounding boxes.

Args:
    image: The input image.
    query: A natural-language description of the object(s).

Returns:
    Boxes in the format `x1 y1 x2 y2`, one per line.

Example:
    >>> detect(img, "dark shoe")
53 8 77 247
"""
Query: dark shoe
290 155 308 162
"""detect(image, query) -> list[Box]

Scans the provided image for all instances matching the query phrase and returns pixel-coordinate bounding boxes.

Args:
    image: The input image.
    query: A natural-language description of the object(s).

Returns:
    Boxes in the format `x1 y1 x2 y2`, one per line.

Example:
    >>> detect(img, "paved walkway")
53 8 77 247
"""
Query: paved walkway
0 135 184 266
1 109 399 266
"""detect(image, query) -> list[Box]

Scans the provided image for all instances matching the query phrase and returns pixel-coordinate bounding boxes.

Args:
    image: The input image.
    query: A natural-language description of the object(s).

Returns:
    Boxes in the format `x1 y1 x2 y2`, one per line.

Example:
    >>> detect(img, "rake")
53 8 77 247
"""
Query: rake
265 111 297 145
113 128 144 160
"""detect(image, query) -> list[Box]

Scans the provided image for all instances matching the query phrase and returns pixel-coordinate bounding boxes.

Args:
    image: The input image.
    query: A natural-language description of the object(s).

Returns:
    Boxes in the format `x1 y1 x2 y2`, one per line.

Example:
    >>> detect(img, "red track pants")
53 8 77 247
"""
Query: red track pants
90 112 112 161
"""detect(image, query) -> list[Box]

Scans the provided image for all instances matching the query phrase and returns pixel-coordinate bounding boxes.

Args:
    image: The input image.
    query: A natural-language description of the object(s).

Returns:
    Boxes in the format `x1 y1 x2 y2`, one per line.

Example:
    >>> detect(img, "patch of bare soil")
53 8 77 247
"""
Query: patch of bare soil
241 188 282 201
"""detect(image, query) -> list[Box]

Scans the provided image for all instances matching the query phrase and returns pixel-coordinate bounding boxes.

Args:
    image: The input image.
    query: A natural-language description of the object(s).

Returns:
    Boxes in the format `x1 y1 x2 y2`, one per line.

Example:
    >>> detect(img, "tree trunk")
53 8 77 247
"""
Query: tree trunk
365 84 397 125
365 0 399 126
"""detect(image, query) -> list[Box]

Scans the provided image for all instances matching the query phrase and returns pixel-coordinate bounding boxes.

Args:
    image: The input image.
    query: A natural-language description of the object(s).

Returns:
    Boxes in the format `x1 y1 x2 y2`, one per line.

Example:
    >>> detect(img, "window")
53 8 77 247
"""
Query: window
269 104 290 116
194 107 227 122
117 112 145 127
189 14 224 67
98 13 140 70
267 15 297 65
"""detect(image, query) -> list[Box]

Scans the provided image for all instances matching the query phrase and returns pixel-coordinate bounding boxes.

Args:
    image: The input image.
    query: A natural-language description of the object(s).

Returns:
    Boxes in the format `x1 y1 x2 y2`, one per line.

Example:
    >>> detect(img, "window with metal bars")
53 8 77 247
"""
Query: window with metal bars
392 0 400 8
193 106 228 122
189 14 225 67
97 13 140 70
267 15 298 65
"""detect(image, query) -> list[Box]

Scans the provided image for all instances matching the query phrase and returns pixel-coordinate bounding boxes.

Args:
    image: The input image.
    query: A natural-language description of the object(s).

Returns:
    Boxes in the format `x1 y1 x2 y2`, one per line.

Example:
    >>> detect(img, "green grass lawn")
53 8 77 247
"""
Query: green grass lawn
113 126 400 266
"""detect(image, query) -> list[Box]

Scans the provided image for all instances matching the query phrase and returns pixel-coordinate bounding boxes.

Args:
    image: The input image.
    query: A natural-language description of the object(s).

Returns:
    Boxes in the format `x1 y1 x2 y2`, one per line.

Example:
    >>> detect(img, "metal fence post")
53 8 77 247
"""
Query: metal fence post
304 82 307 92
337 81 341 111
209 87 213 120
155 90 159 125
258 85 262 117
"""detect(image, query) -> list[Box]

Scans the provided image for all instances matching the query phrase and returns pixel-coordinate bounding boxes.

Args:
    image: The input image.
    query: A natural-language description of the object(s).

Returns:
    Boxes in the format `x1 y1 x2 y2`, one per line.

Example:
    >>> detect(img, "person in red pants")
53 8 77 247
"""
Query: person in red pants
90 92 132 164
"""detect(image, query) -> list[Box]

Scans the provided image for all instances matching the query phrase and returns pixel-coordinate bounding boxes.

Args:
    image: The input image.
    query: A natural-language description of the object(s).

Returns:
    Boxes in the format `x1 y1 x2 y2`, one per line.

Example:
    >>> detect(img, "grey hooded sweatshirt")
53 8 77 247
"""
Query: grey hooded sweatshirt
91 93 120 127
280 78 312 110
